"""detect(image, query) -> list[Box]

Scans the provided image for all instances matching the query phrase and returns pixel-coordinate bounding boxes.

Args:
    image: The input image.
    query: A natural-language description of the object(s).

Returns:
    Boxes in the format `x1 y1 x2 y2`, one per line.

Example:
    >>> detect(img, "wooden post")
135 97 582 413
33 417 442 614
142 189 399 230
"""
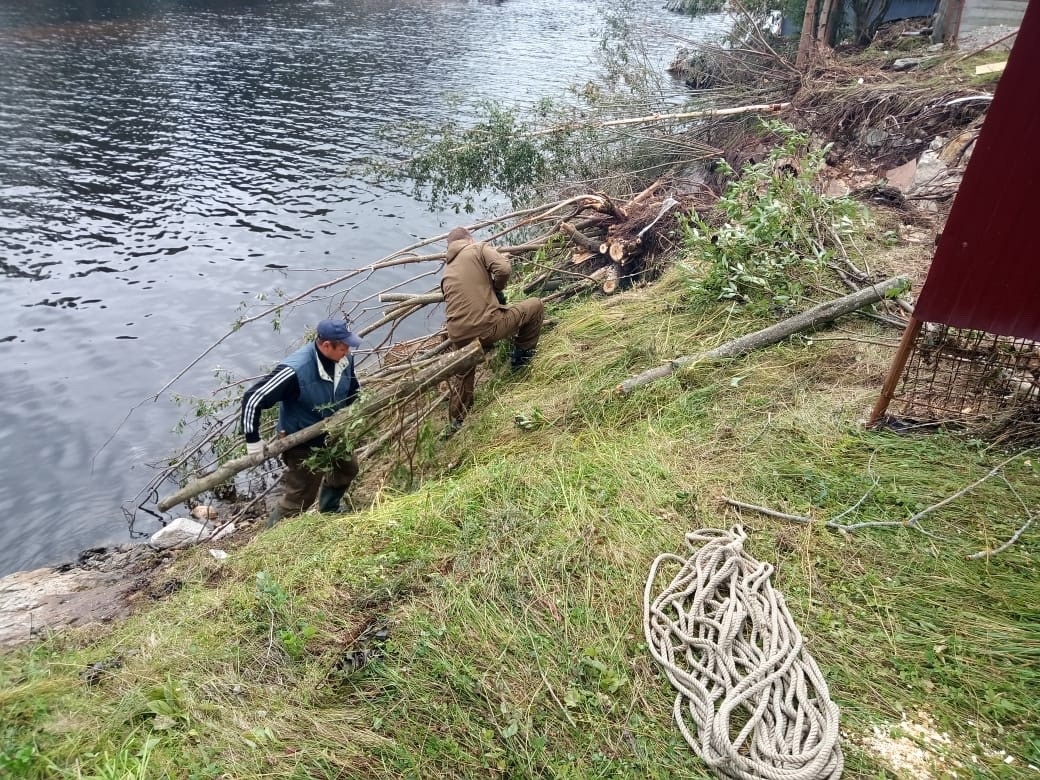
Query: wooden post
867 316 923 427
933 0 966 44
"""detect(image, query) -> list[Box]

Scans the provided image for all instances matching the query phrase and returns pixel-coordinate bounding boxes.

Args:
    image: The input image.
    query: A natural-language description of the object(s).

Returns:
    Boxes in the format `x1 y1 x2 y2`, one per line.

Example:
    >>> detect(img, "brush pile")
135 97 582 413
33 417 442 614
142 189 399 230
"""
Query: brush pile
794 81 990 168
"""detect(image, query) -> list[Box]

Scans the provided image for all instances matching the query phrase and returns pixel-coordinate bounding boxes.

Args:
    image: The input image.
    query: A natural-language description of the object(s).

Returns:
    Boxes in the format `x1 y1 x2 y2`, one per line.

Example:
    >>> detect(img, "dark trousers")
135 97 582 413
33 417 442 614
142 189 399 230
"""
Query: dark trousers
449 298 544 421
276 445 359 516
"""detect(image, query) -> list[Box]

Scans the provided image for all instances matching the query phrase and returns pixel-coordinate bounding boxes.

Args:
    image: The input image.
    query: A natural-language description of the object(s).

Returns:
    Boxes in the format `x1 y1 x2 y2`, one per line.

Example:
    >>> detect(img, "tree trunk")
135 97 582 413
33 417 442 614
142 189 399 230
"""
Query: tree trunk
817 0 840 50
796 0 820 70
616 277 908 394
559 221 604 254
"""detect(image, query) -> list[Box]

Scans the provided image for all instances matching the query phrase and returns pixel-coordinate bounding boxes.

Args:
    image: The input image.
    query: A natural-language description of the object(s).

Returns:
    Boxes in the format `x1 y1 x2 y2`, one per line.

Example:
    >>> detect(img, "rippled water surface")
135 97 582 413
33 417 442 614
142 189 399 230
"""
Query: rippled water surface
0 0 723 575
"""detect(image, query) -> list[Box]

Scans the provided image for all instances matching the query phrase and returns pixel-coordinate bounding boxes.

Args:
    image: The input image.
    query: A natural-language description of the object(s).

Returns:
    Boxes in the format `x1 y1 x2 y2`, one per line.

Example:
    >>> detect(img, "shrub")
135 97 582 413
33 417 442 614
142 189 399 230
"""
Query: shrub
680 121 866 307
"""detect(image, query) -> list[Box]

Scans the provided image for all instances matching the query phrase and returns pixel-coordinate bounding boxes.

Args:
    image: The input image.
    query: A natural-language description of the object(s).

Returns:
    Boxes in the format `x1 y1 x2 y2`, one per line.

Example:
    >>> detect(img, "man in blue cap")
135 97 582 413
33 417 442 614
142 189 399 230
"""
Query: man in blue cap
240 318 363 526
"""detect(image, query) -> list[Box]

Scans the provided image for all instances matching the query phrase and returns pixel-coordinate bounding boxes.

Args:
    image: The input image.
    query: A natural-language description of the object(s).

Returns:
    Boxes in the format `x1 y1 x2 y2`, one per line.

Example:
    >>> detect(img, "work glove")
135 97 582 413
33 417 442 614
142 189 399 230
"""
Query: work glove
495 289 508 306
246 440 266 457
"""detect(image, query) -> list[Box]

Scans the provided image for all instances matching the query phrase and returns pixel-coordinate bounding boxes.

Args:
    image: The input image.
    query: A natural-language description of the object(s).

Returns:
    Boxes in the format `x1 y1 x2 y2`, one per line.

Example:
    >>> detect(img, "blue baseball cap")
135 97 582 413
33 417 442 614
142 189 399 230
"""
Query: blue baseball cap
316 319 362 348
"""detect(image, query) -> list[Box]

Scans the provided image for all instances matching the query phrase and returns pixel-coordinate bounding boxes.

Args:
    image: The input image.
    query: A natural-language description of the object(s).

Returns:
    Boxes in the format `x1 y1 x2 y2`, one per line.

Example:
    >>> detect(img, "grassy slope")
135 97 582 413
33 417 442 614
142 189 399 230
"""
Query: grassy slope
2 260 1038 778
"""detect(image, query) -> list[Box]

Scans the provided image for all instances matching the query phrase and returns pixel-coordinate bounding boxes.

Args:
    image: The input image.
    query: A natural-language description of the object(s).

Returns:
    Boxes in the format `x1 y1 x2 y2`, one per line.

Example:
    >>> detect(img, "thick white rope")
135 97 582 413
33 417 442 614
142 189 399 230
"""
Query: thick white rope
643 526 843 780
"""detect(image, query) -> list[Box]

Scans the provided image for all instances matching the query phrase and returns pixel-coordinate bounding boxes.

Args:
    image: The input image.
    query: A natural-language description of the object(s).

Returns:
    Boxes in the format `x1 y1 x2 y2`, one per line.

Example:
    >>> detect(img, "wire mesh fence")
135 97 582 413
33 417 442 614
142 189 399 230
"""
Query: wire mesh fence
889 323 1040 443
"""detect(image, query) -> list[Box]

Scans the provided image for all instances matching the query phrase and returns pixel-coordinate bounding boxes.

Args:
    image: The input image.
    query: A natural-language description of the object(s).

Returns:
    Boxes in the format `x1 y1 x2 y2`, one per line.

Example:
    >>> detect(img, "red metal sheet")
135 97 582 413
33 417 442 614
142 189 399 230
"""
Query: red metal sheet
913 0 1040 340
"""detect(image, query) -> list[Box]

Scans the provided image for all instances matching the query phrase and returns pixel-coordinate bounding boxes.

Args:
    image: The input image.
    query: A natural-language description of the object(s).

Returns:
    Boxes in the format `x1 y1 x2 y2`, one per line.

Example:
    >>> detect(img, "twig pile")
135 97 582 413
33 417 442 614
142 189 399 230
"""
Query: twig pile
794 82 990 168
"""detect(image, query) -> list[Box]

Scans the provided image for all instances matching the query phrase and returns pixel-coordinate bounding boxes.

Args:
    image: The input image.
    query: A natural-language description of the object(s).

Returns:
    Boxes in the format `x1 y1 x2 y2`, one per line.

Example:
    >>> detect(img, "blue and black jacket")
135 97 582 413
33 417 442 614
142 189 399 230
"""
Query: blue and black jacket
240 341 360 448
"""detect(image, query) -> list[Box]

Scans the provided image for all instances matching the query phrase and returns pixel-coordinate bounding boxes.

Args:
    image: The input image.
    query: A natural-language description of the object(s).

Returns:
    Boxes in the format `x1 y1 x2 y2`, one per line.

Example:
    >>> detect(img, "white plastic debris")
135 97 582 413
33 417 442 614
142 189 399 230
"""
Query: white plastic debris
149 517 209 549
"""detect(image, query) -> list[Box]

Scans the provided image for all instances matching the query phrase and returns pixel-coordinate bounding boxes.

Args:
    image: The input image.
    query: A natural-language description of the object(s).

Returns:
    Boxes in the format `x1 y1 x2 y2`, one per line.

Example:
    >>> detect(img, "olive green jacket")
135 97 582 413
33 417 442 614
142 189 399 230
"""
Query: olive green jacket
441 239 511 344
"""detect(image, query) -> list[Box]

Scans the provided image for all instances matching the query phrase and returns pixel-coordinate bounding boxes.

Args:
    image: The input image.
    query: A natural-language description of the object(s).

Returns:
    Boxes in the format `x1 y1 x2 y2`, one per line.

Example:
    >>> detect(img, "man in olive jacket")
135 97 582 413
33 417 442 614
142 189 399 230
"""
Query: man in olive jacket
441 226 544 428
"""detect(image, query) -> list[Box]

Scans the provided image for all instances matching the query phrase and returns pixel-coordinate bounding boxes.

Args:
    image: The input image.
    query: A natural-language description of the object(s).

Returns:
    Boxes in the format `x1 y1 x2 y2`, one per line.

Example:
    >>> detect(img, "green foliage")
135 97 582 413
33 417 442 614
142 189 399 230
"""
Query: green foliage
596 5 665 96
137 678 189 731
513 407 548 431
47 733 160 780
669 0 726 16
305 405 365 472
169 364 275 496
255 571 317 660
370 7 682 211
0 728 38 775
680 122 866 307
384 100 555 213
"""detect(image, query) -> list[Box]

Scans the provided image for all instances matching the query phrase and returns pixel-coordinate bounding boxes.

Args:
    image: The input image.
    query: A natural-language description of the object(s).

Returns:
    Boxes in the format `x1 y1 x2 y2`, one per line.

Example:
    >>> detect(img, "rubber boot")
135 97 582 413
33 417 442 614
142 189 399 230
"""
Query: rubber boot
318 486 346 514
510 347 536 372
266 504 290 529
439 417 464 440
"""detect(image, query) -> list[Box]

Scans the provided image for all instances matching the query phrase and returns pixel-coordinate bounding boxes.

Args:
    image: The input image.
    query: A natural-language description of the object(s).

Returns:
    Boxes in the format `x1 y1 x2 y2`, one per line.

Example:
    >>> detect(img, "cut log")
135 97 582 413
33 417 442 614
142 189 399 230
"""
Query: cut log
601 265 620 294
617 276 909 394
608 237 642 264
592 193 628 221
543 277 598 303
156 341 485 511
379 292 444 305
379 292 444 315
629 177 667 208
359 301 423 337
590 102 790 131
621 238 643 264
559 221 603 254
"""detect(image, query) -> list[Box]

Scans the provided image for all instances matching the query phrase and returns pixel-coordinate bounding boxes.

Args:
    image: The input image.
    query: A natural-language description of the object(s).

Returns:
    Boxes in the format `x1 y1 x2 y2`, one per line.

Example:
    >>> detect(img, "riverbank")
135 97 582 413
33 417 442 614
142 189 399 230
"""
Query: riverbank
2 25 1037 779
0 546 164 650
4 261 1038 776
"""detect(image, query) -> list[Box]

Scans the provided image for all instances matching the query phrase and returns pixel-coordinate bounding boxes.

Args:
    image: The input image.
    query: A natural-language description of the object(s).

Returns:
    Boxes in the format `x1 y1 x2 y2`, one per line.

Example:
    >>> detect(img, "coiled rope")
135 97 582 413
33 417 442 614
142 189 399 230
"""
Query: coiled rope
643 526 843 780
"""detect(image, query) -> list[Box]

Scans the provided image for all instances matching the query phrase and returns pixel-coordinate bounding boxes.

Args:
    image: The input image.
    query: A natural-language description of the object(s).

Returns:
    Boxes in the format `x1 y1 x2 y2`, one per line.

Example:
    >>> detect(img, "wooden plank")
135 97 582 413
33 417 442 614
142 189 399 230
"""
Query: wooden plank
975 60 1007 74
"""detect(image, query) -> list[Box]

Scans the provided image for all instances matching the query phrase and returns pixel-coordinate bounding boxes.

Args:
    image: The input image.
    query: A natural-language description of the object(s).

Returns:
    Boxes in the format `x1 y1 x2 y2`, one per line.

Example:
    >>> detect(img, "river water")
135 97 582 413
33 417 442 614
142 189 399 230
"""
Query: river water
0 0 724 576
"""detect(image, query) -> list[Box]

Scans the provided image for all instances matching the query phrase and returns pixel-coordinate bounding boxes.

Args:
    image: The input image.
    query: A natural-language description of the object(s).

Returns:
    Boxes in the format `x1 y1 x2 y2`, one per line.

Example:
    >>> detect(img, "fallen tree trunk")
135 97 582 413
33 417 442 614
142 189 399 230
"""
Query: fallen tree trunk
616 276 908 394
156 340 484 511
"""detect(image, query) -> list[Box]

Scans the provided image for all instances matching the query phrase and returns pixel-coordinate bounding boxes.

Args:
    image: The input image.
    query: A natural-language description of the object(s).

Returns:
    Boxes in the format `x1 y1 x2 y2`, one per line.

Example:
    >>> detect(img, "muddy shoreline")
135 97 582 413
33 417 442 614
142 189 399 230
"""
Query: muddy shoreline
0 544 169 649
0 513 263 649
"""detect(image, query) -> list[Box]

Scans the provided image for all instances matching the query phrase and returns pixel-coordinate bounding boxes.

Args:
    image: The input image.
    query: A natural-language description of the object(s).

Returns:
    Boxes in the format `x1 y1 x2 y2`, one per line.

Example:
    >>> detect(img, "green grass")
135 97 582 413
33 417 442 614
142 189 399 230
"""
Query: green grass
2 268 1038 779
